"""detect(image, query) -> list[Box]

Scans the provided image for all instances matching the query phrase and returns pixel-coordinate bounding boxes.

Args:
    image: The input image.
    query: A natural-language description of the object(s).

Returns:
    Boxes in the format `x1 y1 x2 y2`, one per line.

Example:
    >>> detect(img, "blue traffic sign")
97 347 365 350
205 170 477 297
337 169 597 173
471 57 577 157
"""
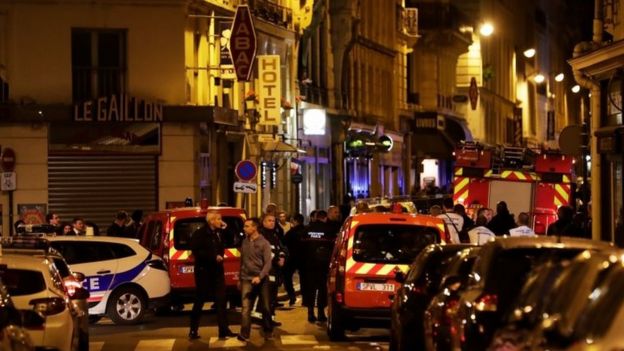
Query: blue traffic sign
235 160 257 181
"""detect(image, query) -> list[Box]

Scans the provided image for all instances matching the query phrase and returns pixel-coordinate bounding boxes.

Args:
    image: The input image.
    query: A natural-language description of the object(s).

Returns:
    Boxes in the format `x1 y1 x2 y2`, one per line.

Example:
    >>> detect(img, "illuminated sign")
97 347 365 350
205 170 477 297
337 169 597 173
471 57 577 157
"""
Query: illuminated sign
303 108 326 135
257 55 281 126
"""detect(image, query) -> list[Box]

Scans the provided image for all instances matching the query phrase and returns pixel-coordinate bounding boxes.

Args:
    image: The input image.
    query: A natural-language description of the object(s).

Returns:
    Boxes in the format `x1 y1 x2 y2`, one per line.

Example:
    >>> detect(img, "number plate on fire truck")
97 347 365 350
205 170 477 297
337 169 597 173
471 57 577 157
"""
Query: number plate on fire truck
180 266 194 274
356 282 395 292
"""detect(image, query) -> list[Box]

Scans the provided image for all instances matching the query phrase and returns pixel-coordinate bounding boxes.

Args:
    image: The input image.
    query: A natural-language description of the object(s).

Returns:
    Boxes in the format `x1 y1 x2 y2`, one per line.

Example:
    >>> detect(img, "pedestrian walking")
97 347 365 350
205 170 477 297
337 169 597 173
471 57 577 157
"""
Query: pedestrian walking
487 201 516 235
259 214 286 325
283 213 305 306
238 218 274 342
436 198 464 244
188 211 234 340
301 210 336 322
509 212 536 236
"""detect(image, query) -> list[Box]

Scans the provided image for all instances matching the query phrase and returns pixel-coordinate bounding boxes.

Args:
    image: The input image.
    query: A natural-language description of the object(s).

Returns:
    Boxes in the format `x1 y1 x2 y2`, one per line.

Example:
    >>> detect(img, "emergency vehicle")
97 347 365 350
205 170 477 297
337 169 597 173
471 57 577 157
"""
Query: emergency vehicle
139 204 246 307
452 142 574 234
326 211 446 340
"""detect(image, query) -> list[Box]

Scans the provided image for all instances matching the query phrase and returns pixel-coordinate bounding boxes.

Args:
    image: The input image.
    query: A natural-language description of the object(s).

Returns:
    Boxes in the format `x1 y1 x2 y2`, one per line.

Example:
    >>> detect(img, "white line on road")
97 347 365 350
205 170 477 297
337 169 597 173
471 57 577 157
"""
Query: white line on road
208 337 246 348
135 339 175 351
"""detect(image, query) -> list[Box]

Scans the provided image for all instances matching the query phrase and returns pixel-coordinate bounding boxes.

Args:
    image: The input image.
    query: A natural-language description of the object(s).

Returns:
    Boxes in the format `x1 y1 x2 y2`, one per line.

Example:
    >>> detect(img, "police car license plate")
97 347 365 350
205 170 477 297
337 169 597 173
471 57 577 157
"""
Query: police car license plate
180 266 194 274
357 283 395 292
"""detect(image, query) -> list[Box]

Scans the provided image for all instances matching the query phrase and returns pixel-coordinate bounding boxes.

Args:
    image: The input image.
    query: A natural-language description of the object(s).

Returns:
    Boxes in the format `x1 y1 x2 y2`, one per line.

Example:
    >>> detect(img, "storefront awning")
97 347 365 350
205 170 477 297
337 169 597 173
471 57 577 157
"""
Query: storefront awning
412 112 471 159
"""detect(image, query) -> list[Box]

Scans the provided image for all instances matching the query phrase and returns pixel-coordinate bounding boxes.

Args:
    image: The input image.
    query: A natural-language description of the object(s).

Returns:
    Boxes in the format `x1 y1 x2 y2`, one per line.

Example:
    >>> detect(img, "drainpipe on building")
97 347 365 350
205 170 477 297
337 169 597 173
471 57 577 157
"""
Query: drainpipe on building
571 0 603 240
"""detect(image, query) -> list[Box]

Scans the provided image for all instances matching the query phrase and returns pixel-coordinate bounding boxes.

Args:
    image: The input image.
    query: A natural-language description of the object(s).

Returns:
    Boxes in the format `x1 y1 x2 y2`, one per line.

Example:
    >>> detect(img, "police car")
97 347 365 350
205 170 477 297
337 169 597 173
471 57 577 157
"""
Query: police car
47 236 170 325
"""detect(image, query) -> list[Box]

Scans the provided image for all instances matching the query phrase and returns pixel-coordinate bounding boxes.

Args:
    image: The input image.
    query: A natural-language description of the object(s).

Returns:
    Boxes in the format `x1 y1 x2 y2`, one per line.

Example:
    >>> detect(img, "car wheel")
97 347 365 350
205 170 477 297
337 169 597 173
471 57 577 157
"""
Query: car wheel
107 286 147 325
327 298 345 341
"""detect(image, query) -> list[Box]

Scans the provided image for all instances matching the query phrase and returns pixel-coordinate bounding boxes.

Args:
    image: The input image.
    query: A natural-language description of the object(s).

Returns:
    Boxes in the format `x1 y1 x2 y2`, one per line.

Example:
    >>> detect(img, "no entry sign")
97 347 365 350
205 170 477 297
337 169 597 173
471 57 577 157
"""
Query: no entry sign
1 148 16 172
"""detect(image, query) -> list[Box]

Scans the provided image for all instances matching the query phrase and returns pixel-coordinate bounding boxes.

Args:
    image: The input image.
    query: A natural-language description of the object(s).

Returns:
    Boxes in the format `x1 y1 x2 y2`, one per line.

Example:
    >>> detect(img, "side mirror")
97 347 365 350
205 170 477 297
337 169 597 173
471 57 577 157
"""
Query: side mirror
70 287 90 300
72 272 86 282
20 310 45 328
394 271 406 284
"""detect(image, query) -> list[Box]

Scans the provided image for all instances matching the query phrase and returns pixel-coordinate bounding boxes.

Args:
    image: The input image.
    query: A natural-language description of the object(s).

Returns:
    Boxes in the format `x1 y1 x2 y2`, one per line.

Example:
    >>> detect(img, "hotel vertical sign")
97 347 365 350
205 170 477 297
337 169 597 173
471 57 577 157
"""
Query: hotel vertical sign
257 55 281 126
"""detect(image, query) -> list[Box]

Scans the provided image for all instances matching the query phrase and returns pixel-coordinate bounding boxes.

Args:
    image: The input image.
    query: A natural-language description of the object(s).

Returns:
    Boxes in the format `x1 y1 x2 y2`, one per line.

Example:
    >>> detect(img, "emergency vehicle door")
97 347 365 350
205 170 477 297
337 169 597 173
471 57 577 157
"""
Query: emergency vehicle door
489 180 534 218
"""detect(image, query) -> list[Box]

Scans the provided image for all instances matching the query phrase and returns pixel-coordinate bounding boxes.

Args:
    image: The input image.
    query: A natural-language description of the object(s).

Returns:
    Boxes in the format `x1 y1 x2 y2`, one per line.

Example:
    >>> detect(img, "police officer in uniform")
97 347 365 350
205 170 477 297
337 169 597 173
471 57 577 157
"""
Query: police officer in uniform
189 211 235 340
301 210 336 322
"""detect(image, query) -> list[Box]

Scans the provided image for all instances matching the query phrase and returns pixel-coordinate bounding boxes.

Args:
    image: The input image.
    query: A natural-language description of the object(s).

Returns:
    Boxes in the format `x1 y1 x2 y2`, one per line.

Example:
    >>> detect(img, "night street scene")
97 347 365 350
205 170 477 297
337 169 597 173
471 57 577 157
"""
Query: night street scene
4 0 624 350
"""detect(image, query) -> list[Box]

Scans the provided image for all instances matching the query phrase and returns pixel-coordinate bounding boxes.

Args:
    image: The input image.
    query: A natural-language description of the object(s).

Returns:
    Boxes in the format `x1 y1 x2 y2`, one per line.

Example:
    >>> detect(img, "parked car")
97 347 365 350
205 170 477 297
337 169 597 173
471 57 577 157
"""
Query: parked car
0 254 79 351
2 238 90 351
390 244 473 351
139 204 246 309
563 259 624 350
327 211 446 340
0 277 43 351
451 236 612 351
423 246 482 351
47 236 170 324
525 250 622 350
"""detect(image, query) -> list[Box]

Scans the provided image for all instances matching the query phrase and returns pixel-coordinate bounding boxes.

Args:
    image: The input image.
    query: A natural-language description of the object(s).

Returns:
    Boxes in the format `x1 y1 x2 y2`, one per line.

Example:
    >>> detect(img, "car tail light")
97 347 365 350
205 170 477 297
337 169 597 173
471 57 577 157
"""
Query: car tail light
475 294 497 312
147 259 168 271
29 297 66 316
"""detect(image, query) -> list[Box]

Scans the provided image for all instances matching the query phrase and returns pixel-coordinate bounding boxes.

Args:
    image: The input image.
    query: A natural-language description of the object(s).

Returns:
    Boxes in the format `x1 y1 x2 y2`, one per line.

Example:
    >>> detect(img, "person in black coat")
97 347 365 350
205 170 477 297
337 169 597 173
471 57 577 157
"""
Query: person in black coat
301 210 336 322
188 211 234 340
487 201 516 235
283 213 305 306
259 214 287 326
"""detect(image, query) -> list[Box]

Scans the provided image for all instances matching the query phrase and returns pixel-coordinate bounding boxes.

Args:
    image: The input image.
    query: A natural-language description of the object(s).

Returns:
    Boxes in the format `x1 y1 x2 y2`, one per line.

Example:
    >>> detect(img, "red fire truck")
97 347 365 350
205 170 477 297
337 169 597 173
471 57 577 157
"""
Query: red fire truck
452 142 574 234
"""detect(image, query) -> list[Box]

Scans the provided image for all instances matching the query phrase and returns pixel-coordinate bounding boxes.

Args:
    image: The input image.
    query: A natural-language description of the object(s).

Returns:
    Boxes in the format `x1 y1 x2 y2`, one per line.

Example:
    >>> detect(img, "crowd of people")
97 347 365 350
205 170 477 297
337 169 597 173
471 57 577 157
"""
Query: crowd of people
25 210 146 238
188 203 342 342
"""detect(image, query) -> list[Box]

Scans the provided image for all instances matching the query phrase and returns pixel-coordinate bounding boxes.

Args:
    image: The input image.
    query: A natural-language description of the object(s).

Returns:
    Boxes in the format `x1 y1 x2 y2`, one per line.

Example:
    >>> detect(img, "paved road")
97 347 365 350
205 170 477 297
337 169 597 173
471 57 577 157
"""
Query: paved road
90 301 390 351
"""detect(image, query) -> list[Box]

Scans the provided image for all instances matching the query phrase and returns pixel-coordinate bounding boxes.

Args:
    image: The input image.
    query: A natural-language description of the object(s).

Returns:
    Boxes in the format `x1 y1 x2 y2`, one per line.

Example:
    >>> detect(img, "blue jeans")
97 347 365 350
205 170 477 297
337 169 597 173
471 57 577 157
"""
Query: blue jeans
240 278 272 338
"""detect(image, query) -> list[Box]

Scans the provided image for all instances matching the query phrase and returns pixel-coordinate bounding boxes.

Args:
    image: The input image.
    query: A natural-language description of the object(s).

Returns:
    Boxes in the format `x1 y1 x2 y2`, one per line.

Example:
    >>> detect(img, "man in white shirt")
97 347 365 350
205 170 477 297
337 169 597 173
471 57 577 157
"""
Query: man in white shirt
436 198 464 244
509 212 536 236
468 215 496 244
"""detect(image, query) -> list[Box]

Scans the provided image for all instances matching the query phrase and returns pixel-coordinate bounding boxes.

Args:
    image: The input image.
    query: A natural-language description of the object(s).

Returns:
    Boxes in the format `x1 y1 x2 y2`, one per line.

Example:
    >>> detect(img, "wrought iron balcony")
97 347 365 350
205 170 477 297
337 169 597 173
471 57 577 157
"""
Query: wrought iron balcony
247 0 293 30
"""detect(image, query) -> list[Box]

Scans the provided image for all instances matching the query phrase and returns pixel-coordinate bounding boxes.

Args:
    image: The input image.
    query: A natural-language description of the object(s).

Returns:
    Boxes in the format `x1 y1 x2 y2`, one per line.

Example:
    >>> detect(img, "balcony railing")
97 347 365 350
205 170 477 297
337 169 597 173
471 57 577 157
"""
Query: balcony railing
247 0 293 30
411 2 470 32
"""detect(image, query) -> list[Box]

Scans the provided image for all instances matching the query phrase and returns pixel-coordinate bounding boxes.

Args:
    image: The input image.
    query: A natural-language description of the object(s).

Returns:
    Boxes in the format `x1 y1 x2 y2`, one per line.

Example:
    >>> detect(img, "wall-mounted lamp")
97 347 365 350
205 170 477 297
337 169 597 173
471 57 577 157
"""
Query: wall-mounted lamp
555 73 565 82
479 22 494 37
571 85 581 93
523 48 536 58
534 74 546 84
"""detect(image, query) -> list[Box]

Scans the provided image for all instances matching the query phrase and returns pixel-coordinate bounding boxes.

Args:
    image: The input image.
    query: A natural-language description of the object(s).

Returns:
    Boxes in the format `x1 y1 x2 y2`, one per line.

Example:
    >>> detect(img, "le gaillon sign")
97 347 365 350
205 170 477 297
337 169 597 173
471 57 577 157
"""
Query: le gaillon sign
74 94 163 122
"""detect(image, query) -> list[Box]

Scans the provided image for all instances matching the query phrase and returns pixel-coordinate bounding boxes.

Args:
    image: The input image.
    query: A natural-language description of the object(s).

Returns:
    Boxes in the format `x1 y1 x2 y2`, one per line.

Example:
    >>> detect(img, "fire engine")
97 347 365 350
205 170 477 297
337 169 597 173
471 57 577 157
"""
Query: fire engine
452 142 575 234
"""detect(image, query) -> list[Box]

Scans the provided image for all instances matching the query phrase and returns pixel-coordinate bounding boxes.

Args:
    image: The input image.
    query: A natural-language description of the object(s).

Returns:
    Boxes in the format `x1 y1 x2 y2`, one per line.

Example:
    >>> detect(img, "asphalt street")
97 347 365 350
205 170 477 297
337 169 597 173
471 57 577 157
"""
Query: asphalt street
90 301 390 351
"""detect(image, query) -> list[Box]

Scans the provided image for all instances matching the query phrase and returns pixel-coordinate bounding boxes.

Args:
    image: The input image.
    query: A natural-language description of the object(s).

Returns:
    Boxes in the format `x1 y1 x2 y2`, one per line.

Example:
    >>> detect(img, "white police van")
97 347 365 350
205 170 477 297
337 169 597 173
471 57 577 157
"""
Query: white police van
47 236 170 325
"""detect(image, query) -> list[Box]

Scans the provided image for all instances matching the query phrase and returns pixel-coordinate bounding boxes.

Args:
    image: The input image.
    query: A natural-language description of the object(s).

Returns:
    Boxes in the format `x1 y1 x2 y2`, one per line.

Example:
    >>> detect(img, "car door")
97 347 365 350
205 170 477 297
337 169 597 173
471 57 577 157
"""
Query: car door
49 241 118 302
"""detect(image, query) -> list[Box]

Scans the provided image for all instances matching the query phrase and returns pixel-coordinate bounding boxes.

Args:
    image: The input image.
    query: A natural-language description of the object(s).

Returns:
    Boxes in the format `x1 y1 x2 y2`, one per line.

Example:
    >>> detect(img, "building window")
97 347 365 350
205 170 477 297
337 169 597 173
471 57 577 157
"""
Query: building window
72 29 127 102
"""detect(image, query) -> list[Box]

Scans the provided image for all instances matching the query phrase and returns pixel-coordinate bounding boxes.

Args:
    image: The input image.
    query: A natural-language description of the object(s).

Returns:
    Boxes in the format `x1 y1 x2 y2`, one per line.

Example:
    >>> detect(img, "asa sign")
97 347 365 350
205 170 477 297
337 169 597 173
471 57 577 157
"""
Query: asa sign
229 5 257 81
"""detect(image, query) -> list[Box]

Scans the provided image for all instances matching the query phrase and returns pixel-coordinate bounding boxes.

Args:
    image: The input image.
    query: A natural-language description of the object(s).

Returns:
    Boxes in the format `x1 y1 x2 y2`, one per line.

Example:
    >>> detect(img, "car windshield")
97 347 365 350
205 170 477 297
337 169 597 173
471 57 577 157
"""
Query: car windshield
573 268 624 340
0 269 46 296
174 216 244 250
353 224 439 264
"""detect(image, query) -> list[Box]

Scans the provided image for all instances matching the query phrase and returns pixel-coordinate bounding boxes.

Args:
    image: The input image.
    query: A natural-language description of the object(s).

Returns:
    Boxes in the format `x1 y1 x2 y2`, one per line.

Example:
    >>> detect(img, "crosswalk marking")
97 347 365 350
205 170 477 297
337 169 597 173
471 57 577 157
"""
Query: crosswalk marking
208 337 246 348
90 341 105 351
280 335 318 345
135 339 175 351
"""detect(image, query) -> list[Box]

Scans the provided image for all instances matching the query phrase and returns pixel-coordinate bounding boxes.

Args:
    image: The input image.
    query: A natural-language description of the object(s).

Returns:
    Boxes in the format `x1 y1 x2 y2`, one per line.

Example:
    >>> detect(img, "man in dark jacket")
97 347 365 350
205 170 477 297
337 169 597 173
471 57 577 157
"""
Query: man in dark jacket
301 210 336 322
487 201 516 235
283 213 305 306
188 211 235 340
107 211 131 238
326 205 342 235
259 214 287 326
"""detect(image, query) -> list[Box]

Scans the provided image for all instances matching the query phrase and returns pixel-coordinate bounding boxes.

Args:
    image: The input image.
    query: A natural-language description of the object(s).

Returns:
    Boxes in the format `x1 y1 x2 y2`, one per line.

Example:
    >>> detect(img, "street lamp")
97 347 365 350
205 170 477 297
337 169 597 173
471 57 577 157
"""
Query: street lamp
479 22 494 37
555 73 565 82
571 85 581 93
534 74 546 84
